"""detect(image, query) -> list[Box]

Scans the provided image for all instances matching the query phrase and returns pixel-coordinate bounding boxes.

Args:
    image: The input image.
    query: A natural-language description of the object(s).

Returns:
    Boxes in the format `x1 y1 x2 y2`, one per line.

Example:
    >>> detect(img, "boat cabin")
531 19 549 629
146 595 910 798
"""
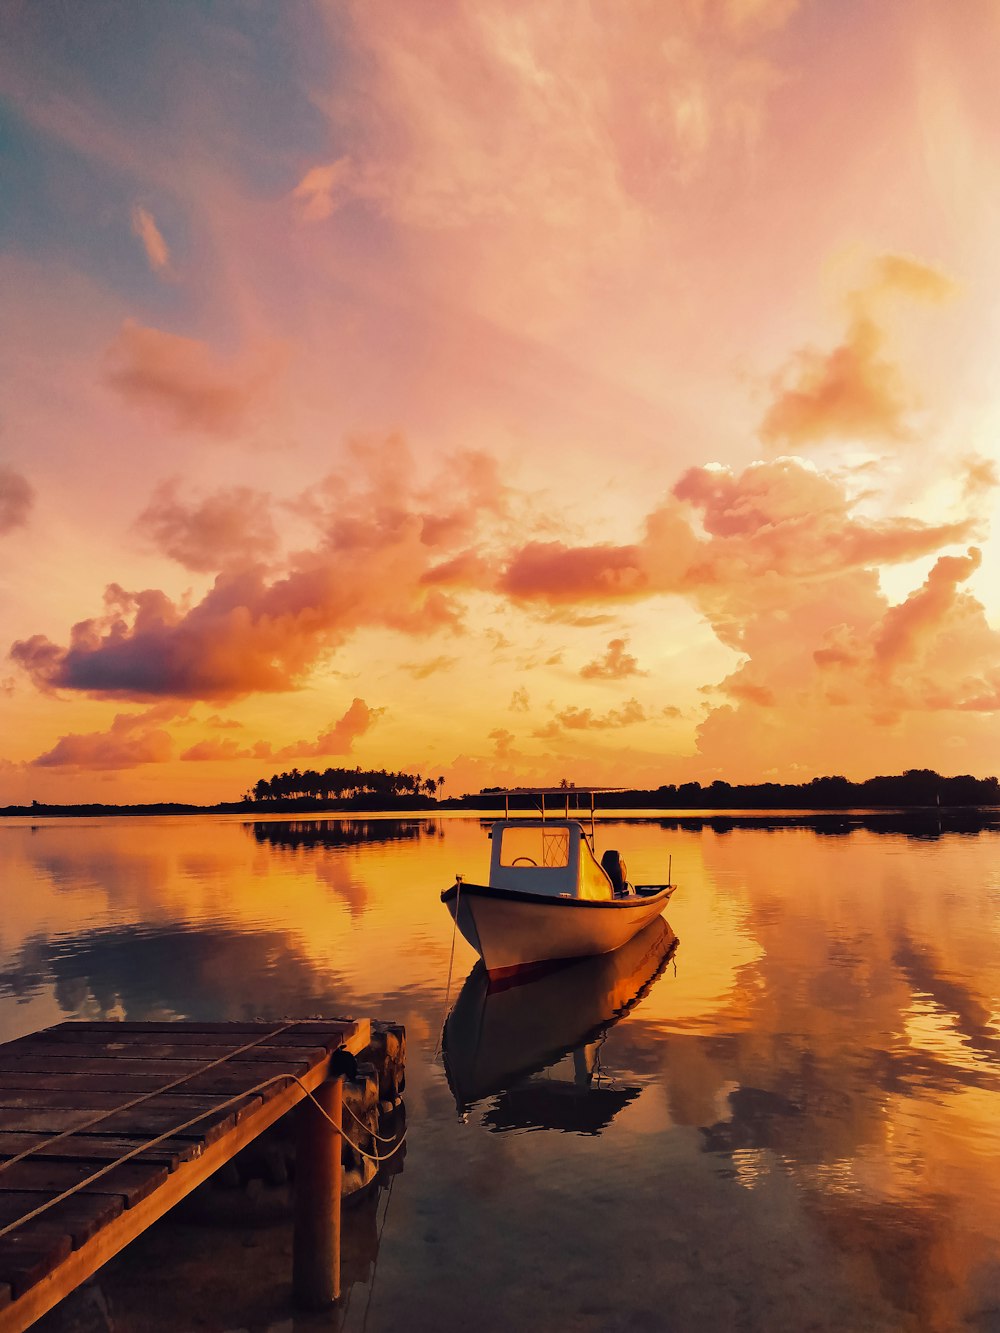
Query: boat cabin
488 819 623 900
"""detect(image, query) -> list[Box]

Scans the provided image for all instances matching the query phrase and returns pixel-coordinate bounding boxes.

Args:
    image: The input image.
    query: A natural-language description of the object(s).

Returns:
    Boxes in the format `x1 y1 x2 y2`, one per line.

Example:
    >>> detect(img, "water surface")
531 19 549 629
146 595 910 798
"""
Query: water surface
2 812 999 1331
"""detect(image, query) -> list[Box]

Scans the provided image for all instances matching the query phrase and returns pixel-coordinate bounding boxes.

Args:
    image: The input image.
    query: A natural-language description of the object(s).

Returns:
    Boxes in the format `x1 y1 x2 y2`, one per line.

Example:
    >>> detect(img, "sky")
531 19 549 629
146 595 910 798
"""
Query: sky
2 0 1000 805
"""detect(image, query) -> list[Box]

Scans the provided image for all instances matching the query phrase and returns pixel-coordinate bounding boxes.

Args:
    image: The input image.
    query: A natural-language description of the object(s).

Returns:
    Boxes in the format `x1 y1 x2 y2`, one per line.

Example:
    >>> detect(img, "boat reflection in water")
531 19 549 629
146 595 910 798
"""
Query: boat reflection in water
443 916 678 1134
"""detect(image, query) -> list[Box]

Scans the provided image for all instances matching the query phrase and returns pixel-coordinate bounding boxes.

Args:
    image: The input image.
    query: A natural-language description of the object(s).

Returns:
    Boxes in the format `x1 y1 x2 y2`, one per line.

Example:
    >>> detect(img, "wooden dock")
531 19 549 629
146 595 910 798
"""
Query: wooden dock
0 1018 377 1331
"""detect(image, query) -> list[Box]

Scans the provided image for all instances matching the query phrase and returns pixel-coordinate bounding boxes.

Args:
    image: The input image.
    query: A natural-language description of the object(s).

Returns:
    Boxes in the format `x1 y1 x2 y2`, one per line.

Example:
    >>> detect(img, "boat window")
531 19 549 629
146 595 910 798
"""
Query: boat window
498 826 570 868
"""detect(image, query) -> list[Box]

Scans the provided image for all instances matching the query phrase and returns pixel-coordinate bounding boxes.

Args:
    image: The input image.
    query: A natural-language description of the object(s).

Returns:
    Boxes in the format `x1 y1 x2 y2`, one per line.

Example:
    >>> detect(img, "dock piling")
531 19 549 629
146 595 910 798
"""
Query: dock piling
292 1073 343 1308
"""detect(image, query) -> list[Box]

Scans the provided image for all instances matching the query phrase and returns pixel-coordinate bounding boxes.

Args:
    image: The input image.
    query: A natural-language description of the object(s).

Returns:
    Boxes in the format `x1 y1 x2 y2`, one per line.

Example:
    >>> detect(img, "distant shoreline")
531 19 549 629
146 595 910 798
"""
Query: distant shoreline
2 794 998 820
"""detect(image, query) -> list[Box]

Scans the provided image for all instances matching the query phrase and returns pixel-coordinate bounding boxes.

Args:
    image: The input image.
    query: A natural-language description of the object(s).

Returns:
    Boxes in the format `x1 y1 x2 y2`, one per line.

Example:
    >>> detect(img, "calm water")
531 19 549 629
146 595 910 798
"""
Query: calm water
2 812 1000 1332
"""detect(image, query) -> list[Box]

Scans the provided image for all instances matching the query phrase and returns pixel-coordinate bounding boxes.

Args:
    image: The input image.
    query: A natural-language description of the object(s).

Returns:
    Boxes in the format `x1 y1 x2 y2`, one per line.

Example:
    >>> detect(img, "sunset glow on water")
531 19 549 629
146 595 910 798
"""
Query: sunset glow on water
2 814 999 1330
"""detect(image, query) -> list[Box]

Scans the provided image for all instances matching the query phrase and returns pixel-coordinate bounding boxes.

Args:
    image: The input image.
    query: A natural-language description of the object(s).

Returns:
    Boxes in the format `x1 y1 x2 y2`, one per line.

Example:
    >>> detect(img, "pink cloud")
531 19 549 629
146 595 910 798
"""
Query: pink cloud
9 439 499 702
130 205 170 272
135 480 279 573
501 542 649 603
499 459 972 621
874 548 983 672
292 158 355 221
0 466 33 535
105 320 279 437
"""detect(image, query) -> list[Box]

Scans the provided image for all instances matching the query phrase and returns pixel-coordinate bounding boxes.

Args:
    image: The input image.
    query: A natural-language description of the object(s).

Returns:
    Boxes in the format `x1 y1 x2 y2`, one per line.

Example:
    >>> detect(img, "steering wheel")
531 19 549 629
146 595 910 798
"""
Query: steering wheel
511 856 538 866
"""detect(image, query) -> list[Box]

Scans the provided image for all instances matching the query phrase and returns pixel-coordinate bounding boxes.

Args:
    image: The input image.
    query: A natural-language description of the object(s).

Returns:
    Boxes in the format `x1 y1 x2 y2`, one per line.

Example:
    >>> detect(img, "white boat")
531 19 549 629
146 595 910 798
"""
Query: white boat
441 788 676 981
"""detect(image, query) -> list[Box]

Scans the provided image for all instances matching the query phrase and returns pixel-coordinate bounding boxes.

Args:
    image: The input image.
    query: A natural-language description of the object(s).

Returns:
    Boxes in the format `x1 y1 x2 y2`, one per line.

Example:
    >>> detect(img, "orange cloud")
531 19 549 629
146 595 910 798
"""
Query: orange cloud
31 705 176 770
130 204 169 272
501 542 649 603
875 548 982 672
759 255 954 449
0 466 33 535
961 454 999 501
401 656 459 680
105 320 279 436
580 638 646 680
180 699 381 762
135 480 279 572
556 698 647 730
276 698 383 758
759 314 909 447
179 736 270 763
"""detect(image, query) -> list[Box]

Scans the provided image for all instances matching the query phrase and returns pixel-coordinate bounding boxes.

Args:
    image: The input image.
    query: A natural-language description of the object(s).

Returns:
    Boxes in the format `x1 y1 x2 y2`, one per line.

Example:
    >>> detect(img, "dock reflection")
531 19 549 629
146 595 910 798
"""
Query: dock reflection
443 916 678 1133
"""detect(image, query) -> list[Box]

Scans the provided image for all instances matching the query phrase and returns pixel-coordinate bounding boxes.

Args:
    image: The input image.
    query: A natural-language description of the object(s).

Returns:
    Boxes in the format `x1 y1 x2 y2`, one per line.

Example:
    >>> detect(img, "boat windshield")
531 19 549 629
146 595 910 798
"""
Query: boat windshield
498 825 571 868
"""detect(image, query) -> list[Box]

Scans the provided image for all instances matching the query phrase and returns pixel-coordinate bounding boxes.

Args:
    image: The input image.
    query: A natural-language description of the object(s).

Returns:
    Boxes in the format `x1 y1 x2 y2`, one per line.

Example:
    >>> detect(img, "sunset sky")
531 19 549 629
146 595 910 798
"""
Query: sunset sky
2 0 1000 804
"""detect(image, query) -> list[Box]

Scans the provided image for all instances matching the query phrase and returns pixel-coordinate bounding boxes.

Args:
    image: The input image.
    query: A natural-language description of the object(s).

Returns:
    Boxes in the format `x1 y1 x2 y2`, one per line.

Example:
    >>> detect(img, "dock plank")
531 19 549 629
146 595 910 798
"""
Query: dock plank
39 1021 357 1040
0 1063 319 1097
4 1041 330 1064
0 1195 123 1249
0 1160 168 1207
0 1102 247 1143
0 1135 201 1171
20 1027 353 1051
0 1236 72 1301
0 1053 323 1077
0 1089 262 1122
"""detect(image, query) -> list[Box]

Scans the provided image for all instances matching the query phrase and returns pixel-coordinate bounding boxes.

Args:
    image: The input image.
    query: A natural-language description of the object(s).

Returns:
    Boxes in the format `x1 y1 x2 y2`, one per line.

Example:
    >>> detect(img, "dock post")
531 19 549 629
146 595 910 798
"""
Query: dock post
293 1072 344 1308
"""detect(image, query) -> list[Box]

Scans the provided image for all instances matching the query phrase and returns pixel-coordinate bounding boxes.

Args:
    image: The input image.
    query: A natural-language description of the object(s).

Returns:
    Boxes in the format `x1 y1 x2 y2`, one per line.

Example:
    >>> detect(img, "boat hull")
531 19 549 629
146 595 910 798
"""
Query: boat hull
440 880 674 979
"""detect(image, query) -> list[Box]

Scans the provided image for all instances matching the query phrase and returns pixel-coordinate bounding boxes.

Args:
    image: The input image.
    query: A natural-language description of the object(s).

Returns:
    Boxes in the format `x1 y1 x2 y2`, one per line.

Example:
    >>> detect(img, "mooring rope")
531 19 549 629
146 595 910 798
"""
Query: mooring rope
0 1069 407 1240
343 1097 401 1145
0 1021 302 1177
432 878 462 1061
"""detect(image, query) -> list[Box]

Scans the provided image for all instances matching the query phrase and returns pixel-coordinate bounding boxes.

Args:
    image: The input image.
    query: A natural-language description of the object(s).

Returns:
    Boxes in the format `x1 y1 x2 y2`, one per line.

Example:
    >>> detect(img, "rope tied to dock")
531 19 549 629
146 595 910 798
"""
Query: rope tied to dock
0 1068 407 1241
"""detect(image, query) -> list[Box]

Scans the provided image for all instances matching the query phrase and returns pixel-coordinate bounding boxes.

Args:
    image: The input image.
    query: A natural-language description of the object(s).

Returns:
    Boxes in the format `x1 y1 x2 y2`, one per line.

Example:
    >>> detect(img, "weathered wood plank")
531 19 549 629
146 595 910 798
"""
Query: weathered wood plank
20 1028 354 1051
0 1102 243 1143
4 1040 330 1064
0 1161 167 1208
0 1053 323 1077
0 1135 201 1171
0 1089 262 1122
0 1235 72 1301
0 1194 122 1249
0 1063 316 1096
0 1281 9 1311
41 1021 358 1038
